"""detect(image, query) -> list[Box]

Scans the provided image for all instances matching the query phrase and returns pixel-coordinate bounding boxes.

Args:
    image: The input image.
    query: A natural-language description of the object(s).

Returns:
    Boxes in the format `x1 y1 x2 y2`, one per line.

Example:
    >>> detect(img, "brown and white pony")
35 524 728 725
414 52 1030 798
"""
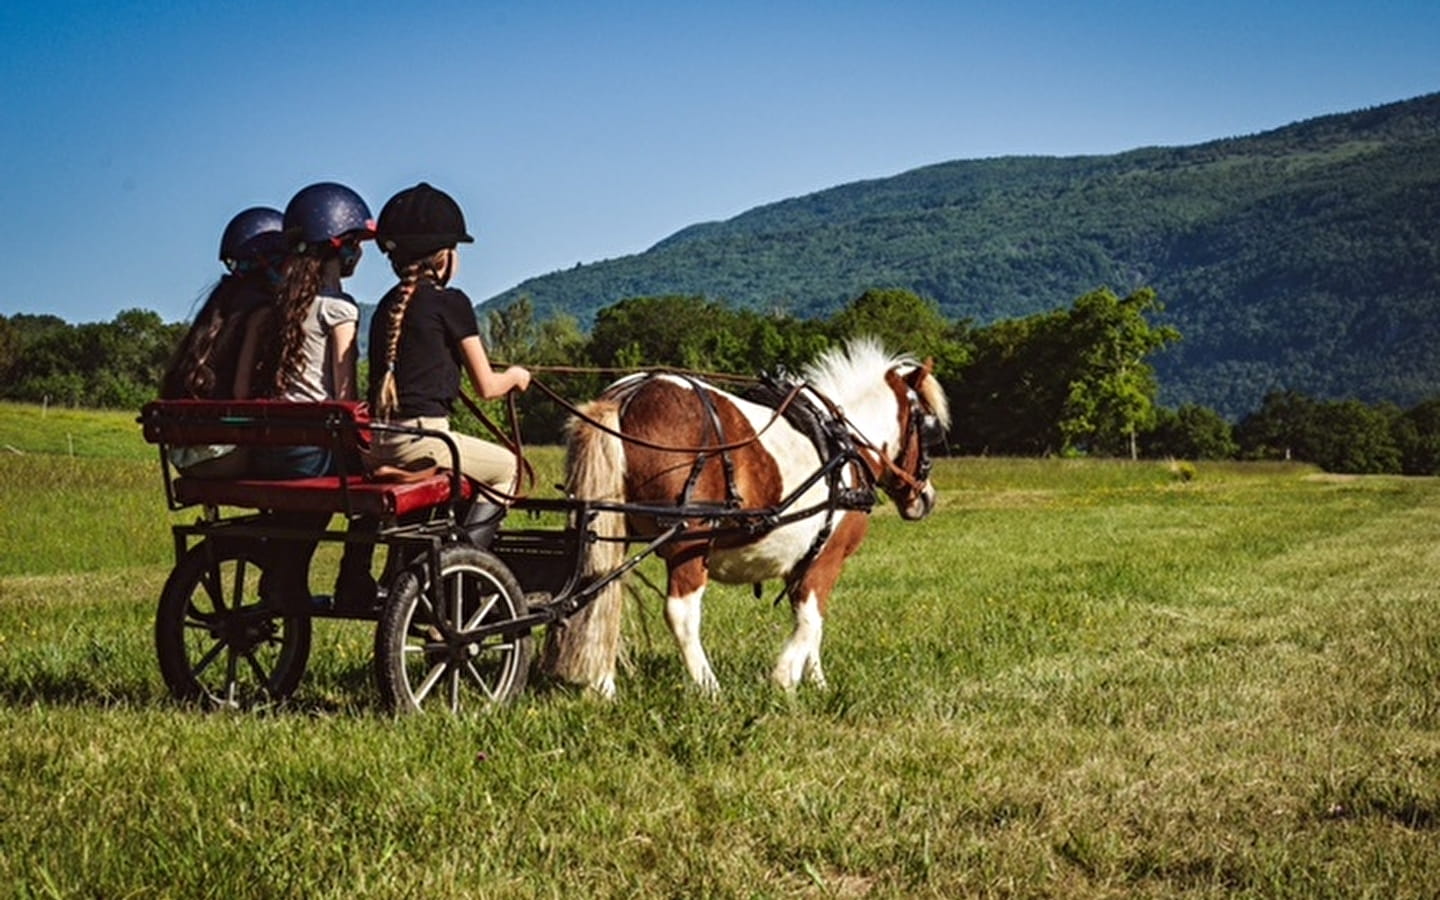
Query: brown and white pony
541 338 949 697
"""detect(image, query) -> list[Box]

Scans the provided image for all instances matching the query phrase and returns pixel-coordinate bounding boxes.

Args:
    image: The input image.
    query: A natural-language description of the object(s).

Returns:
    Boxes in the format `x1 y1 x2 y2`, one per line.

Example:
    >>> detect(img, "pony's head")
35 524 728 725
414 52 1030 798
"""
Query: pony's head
882 357 948 519
806 338 950 521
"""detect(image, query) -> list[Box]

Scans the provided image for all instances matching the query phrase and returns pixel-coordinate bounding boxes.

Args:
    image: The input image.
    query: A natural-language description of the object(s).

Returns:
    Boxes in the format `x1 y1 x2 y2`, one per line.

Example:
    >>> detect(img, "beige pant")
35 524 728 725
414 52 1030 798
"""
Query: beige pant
365 416 518 491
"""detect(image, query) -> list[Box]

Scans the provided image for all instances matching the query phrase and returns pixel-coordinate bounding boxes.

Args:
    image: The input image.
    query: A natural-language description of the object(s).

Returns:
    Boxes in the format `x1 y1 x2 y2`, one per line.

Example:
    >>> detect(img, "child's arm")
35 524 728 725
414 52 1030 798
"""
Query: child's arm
330 320 358 401
458 335 531 399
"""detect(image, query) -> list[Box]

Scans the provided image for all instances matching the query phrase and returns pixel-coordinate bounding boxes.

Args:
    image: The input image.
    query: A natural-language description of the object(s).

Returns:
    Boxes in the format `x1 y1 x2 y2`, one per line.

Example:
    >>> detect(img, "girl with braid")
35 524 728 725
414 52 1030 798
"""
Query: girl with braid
365 182 530 546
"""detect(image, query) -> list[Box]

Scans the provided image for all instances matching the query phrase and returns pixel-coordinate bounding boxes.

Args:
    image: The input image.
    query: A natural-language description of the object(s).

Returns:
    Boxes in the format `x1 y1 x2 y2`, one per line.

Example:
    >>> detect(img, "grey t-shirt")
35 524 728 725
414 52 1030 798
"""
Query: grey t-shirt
279 292 359 402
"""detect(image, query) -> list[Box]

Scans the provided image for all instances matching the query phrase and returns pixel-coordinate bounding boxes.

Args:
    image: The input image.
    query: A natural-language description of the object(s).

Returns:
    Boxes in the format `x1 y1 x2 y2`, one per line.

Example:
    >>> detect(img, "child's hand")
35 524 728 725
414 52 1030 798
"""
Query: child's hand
507 366 532 392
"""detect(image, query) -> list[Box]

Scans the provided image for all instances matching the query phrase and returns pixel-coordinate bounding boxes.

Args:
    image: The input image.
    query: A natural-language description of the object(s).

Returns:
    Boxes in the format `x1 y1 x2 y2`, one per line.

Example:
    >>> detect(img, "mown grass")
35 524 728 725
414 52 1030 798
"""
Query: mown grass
2 403 1438 897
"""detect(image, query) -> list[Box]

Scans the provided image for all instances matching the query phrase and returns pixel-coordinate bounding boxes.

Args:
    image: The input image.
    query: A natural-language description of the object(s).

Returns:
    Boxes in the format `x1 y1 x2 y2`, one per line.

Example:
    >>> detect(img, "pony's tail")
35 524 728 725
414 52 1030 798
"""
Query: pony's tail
540 399 627 697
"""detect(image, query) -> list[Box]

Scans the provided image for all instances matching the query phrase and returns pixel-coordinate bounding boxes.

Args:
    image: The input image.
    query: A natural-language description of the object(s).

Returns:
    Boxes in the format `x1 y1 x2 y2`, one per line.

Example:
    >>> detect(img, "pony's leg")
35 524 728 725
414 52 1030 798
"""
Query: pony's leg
664 555 720 694
773 589 826 690
772 513 869 691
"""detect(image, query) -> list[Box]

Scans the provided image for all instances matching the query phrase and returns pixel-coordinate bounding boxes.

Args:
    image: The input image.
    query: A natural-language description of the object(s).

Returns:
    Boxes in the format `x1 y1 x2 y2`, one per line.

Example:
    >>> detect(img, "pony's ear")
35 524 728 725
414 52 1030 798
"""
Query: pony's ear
907 357 935 387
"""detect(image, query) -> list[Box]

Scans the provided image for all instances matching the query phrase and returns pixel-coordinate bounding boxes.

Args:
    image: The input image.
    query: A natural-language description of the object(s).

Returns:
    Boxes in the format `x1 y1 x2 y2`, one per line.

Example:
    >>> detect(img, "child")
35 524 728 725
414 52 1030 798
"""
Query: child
235 182 371 470
234 181 378 609
159 205 287 477
365 182 531 545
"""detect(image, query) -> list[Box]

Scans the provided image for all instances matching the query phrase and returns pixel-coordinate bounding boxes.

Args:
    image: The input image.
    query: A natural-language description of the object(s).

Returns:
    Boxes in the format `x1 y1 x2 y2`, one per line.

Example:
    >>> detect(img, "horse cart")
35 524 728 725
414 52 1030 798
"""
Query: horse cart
139 347 948 713
140 399 574 713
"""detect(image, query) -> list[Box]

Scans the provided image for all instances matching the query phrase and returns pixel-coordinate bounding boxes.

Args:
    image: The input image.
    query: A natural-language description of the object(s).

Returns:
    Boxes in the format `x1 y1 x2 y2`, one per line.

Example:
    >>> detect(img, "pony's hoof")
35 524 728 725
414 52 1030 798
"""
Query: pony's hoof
585 677 616 701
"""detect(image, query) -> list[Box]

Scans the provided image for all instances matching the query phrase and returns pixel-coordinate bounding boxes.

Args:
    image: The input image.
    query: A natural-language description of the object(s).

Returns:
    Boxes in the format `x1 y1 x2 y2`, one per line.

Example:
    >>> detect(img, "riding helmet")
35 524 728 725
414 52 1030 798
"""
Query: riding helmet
375 182 474 265
283 182 376 252
218 206 286 269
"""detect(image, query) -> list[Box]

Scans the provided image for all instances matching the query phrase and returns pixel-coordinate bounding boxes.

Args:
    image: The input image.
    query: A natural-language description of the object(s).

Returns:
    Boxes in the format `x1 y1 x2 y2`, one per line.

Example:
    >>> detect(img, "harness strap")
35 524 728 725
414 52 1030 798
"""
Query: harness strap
807 386 932 498
678 376 742 509
743 378 880 606
536 375 805 455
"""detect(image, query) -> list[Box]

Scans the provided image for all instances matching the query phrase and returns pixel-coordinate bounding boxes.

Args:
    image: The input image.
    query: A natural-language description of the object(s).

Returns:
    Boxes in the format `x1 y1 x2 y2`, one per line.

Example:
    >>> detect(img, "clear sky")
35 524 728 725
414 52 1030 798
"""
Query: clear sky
2 0 1437 326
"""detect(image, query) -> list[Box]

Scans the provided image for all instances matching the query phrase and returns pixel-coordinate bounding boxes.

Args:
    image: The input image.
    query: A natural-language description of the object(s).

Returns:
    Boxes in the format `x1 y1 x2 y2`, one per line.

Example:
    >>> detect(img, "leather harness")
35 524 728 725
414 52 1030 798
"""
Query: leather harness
614 370 917 605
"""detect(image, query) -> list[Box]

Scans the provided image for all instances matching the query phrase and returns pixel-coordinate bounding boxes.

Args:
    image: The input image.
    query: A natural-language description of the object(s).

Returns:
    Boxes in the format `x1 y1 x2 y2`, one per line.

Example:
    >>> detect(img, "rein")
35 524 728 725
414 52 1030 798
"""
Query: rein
528 374 808 456
800 388 933 500
454 389 536 502
461 363 933 522
844 420 932 498
516 362 764 386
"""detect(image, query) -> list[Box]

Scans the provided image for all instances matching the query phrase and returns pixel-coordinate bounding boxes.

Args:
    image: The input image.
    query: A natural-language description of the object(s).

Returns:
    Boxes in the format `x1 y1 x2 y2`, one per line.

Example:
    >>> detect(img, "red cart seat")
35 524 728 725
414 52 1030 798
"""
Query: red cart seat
140 399 473 518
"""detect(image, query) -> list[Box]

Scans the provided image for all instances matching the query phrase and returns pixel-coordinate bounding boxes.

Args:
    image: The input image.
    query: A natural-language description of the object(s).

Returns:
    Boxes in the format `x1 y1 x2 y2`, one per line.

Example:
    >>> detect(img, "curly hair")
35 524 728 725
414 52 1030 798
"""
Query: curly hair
374 249 450 419
160 273 268 399
253 254 324 398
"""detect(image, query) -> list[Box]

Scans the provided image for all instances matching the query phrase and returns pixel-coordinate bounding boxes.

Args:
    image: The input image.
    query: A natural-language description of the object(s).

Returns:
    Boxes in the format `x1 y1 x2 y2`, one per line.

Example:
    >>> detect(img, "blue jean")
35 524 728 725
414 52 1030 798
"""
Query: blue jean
251 444 333 479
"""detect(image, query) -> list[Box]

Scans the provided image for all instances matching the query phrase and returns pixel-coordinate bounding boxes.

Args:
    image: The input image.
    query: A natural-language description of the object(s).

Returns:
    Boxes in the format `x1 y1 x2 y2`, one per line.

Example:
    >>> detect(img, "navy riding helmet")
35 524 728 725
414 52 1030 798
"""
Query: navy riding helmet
218 206 286 271
283 182 376 253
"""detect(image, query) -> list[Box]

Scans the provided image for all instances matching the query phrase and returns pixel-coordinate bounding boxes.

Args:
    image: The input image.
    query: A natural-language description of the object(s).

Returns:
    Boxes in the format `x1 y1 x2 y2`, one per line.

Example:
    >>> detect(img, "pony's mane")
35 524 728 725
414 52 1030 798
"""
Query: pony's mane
803 336 908 399
803 336 950 426
913 362 951 428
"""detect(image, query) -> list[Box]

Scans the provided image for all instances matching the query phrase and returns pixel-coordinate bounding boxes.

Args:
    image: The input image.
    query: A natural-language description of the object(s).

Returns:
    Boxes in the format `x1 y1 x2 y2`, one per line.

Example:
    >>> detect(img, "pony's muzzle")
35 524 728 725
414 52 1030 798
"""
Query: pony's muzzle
899 484 936 520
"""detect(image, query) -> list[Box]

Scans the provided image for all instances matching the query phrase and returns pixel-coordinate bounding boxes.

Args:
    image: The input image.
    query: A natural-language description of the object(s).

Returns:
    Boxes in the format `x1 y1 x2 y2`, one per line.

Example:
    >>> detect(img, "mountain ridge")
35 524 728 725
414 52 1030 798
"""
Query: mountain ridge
484 93 1440 417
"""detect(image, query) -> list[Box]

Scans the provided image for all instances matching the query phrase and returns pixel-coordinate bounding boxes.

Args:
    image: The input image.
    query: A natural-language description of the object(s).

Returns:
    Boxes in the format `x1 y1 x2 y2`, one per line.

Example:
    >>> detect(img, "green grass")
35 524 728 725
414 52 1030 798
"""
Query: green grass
0 401 156 461
2 404 1439 896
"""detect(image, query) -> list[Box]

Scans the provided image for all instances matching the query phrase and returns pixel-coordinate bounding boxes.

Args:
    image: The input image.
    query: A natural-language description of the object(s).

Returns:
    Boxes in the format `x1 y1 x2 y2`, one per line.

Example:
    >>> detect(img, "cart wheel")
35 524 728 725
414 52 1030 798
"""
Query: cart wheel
375 544 531 714
156 538 312 709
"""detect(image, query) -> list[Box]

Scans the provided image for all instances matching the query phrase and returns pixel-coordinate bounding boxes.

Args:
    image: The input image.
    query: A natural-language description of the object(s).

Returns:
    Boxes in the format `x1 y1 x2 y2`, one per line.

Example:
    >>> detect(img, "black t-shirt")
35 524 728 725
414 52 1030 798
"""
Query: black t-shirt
367 280 480 417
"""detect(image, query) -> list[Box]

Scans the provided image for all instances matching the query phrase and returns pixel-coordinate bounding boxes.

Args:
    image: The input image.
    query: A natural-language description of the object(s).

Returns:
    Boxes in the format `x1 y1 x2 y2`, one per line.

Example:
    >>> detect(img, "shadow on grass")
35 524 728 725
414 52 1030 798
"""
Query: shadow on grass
0 671 159 709
1322 777 1440 831
0 655 383 716
0 648 802 722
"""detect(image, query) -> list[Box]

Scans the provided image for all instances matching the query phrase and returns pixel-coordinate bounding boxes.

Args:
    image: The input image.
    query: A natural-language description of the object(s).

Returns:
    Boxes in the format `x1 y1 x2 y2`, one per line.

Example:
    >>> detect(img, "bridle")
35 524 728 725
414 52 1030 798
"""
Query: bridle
834 363 944 510
874 387 943 506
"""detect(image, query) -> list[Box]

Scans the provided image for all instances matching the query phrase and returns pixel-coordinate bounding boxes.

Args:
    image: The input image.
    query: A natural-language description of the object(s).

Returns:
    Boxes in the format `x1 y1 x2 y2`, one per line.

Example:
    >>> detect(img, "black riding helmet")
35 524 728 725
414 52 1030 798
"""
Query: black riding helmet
219 206 286 271
375 182 474 266
283 182 376 254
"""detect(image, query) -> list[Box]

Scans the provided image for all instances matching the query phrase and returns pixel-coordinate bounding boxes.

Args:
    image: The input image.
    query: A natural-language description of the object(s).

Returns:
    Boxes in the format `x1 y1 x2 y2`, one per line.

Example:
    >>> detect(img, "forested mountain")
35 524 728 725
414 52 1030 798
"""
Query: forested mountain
485 93 1440 417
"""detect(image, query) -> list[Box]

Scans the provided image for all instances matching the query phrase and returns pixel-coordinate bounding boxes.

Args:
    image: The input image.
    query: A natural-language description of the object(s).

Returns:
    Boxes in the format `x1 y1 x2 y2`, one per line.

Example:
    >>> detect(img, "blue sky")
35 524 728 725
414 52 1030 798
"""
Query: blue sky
2 0 1437 325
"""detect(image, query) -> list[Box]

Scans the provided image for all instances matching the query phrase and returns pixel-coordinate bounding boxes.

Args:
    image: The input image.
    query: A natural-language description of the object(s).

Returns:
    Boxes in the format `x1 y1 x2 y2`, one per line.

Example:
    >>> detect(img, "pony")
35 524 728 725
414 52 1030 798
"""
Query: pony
540 337 950 697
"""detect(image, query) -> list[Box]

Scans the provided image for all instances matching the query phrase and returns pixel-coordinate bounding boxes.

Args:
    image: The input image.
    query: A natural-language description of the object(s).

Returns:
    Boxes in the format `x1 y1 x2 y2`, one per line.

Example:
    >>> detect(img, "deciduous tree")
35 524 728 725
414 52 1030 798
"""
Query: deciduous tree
1058 288 1179 458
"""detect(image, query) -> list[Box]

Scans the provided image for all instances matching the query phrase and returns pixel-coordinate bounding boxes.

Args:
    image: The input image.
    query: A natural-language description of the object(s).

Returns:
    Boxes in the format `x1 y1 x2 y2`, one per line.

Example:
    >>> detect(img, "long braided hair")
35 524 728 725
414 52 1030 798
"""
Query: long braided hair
254 253 324 398
374 249 450 419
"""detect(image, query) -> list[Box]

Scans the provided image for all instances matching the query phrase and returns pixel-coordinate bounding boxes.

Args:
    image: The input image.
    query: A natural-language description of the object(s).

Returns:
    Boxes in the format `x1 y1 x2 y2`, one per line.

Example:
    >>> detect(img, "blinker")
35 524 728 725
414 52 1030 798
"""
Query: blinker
920 413 944 447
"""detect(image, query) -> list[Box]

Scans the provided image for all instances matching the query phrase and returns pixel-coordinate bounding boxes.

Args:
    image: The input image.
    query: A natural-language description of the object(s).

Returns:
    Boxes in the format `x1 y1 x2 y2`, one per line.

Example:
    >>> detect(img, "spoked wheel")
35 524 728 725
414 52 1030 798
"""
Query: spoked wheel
375 543 531 714
155 538 312 709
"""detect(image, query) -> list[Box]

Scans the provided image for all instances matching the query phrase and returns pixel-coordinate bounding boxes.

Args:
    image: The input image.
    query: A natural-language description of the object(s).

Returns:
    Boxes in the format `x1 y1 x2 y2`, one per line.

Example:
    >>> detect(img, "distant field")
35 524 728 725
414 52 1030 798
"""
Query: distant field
2 403 1438 897
0 400 155 461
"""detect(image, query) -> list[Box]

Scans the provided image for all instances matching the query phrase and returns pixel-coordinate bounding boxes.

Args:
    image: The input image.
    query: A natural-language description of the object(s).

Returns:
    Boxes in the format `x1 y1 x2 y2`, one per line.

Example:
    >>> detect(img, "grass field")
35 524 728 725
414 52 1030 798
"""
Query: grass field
2 402 1438 897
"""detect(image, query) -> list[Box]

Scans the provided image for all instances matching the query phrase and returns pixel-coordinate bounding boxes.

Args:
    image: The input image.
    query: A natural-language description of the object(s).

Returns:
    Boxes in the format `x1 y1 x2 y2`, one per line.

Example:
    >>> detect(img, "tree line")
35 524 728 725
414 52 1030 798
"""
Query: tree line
0 310 184 410
4 287 1440 475
478 287 1440 475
